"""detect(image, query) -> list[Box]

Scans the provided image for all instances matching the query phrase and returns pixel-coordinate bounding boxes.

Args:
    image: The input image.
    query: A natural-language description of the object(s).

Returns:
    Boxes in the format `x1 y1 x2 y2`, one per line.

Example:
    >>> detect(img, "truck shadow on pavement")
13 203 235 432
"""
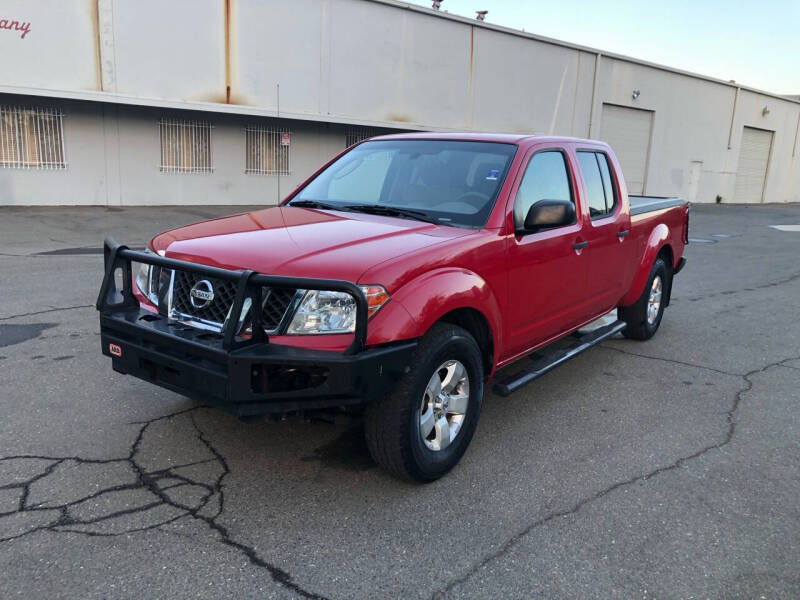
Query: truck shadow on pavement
299 422 375 472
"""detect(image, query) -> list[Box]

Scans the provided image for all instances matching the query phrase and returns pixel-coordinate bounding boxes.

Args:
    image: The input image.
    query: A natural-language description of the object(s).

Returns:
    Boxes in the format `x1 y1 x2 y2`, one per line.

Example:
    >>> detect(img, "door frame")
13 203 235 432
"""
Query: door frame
734 125 775 204
600 102 655 195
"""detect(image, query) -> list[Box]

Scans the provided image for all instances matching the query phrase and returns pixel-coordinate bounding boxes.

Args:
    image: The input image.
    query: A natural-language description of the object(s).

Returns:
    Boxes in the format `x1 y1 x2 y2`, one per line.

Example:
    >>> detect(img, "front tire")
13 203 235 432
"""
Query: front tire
619 256 670 340
364 323 484 483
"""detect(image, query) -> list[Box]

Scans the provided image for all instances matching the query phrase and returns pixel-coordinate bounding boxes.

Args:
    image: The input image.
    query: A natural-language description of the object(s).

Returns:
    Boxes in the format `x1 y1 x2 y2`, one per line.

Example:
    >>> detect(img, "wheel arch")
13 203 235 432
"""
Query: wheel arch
391 267 502 376
656 244 675 306
619 224 673 307
436 307 494 378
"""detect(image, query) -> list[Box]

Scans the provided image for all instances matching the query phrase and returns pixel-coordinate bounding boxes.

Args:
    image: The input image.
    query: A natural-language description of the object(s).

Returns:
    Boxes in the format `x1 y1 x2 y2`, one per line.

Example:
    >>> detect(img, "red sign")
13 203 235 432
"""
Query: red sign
0 18 31 39
280 132 290 147
109 343 122 357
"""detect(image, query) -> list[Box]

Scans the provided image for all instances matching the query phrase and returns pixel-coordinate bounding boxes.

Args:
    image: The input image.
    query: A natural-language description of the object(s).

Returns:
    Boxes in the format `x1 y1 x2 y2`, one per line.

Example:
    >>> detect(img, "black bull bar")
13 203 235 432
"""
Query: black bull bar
96 237 416 416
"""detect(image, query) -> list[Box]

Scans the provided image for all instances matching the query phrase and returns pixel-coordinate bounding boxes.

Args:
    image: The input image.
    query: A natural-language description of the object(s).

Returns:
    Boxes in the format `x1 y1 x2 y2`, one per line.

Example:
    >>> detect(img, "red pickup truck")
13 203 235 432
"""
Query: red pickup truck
97 133 688 482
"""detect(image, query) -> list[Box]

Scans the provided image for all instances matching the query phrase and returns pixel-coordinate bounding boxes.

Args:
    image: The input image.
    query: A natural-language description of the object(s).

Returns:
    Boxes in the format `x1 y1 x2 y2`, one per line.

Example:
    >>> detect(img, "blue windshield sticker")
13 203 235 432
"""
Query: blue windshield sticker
486 169 500 180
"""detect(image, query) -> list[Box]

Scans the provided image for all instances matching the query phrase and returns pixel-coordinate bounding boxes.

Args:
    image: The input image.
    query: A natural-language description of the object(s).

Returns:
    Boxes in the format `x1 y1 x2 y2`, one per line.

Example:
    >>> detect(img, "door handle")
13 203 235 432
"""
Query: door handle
572 241 588 250
617 230 629 238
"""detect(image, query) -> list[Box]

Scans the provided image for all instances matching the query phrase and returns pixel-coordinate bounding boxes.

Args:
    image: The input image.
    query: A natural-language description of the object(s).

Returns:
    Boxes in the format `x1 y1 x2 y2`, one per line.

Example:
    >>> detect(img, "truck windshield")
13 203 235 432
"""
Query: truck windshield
289 140 517 227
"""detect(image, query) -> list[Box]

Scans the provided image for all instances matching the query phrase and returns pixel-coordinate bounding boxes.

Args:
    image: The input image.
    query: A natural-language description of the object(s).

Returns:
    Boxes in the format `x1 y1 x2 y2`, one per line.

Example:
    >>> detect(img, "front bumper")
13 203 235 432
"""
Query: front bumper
96 238 416 416
100 310 416 416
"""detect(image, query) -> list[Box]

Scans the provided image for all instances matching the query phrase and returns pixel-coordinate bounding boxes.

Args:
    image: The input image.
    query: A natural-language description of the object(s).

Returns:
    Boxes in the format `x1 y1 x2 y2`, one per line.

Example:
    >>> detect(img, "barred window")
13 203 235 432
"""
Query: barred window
0 106 66 169
245 126 290 175
346 126 382 148
159 119 213 173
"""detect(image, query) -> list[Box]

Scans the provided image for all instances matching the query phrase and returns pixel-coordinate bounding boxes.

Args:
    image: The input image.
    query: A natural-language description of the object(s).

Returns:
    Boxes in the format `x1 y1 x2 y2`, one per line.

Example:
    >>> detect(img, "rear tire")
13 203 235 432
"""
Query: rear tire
619 257 670 341
364 323 483 483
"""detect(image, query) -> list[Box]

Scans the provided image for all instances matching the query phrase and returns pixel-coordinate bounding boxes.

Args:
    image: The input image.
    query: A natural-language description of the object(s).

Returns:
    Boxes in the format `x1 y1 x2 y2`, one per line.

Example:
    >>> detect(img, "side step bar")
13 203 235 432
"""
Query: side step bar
492 320 626 397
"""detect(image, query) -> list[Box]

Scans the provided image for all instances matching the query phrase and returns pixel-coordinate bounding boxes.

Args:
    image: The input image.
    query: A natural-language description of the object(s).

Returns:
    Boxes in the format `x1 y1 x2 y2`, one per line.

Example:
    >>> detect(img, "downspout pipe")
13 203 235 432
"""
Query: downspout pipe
727 86 741 150
588 52 601 138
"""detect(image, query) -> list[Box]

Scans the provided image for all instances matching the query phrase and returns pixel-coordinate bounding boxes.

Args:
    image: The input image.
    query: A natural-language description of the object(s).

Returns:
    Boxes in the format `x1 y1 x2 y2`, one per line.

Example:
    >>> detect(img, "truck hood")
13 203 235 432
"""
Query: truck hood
150 206 474 286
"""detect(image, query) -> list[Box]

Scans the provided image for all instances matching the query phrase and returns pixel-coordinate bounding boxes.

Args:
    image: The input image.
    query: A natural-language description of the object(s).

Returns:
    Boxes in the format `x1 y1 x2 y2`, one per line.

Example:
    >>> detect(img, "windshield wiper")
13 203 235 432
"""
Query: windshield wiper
343 204 438 224
287 200 343 210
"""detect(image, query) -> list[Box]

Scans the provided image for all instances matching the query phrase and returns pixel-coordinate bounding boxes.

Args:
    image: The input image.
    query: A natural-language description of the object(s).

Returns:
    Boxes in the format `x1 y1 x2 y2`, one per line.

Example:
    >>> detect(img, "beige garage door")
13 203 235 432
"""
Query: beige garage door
733 127 773 203
599 104 653 195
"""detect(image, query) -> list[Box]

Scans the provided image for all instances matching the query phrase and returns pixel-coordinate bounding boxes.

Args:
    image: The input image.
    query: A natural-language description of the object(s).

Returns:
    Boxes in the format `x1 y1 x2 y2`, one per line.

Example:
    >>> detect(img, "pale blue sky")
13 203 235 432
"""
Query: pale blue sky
407 0 800 95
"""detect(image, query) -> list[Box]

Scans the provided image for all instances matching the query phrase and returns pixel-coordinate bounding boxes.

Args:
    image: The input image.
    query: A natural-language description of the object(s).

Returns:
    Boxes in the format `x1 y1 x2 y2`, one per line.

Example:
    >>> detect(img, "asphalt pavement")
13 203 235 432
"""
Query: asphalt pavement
0 203 798 599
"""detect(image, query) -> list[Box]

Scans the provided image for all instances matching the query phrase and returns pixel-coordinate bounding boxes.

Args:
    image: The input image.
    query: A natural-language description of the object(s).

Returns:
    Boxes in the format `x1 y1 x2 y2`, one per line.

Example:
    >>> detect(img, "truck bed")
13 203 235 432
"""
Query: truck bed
624 194 689 308
629 195 686 215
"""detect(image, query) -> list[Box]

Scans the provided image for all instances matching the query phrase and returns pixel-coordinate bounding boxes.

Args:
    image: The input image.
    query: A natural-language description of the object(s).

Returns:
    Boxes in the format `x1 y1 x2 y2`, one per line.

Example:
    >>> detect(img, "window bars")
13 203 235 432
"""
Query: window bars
0 106 66 169
245 126 290 175
159 119 213 173
345 127 382 148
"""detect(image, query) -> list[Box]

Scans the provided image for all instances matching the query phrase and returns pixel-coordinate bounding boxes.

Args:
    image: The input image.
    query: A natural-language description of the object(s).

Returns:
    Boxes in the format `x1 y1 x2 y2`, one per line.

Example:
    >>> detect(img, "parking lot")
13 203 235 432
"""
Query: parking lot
1 203 799 599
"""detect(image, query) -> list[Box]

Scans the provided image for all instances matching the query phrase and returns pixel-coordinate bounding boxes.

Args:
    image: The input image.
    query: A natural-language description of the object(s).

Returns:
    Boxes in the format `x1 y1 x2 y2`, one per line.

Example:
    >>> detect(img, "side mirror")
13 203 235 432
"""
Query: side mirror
523 199 575 232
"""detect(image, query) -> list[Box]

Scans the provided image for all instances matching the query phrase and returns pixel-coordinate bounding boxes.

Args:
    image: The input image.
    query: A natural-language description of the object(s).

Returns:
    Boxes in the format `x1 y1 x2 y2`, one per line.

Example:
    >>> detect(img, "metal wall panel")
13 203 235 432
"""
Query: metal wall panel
599 104 653 195
471 28 583 134
233 0 323 114
733 127 773 203
110 0 225 102
0 0 98 91
327 0 471 128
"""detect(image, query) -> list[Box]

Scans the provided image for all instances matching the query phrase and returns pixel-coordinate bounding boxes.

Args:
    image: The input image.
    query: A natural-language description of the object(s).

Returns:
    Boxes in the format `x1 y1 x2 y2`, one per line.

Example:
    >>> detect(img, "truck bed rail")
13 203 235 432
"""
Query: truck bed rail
629 195 687 216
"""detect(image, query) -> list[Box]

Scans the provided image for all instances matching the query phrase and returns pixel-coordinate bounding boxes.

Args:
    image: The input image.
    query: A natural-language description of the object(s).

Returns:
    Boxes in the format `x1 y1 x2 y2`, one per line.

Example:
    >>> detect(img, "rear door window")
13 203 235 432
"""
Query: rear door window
577 151 617 219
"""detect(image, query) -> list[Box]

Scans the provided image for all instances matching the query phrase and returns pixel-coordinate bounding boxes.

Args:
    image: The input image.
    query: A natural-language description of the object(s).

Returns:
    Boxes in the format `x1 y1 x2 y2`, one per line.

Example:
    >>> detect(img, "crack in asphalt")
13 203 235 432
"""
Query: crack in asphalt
0 407 327 600
2 246 143 257
0 252 77 258
0 305 94 322
599 344 740 377
431 354 800 599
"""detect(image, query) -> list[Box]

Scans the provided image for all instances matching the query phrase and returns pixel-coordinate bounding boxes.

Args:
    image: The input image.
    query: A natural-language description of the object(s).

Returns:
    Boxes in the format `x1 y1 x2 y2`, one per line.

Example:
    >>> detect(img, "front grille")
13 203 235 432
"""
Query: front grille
169 270 297 333
172 271 237 325
261 287 297 331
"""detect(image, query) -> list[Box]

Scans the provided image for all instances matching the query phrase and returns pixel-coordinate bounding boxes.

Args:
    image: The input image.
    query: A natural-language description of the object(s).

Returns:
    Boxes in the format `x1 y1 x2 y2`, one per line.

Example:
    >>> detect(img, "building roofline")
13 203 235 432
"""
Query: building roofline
370 0 800 107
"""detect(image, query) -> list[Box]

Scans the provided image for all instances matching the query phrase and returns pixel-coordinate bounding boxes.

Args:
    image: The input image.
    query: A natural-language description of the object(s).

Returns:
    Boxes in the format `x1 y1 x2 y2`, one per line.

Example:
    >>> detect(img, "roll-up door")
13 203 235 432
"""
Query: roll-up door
599 104 653 195
733 127 773 203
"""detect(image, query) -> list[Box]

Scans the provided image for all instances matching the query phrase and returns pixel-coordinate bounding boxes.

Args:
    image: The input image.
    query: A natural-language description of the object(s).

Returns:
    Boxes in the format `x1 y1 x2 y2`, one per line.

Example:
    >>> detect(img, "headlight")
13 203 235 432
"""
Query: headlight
135 249 163 306
285 285 389 335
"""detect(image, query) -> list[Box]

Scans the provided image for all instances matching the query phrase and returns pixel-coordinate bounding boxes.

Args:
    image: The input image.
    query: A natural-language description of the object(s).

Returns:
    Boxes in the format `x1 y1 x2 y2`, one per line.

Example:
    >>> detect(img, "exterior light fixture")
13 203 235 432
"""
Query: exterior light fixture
632 89 641 100
762 106 770 116
476 10 487 21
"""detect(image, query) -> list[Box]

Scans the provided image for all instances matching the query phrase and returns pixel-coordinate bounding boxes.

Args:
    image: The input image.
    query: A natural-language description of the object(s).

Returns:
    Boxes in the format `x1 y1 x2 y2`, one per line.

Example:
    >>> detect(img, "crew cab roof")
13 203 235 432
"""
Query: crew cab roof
367 132 603 146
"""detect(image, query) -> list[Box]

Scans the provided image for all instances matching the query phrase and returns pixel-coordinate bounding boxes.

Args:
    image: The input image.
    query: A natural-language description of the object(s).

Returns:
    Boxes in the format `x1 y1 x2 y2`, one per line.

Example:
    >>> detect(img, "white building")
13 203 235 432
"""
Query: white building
0 0 798 206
